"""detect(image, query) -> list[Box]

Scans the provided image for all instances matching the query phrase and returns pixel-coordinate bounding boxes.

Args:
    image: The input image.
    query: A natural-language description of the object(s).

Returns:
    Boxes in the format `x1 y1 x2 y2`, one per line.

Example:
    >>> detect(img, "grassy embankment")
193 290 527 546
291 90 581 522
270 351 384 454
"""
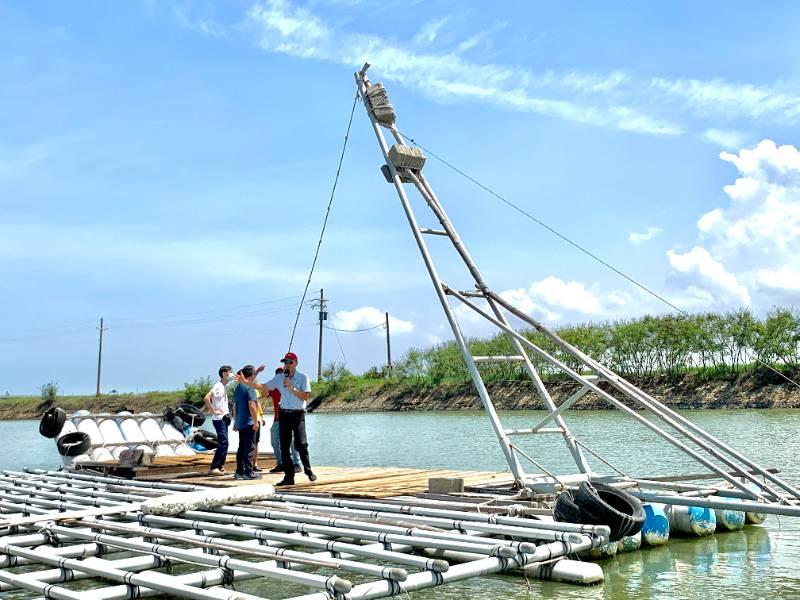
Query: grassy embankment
7 307 800 418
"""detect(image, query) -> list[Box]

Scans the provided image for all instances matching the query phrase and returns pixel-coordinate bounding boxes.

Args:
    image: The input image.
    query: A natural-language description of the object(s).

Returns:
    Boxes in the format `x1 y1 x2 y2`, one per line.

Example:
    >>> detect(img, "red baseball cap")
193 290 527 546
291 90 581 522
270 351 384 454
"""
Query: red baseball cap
281 352 299 363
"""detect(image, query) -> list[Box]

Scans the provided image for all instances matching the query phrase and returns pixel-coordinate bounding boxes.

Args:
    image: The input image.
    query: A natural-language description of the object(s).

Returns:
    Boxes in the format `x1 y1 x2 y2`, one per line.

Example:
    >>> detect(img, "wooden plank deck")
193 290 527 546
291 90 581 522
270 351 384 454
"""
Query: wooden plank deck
164 465 515 498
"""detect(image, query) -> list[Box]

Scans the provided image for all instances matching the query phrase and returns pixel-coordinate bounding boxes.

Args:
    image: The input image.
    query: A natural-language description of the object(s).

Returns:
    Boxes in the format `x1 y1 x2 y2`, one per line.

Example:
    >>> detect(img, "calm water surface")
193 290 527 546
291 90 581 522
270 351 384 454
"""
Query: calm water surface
1 409 799 599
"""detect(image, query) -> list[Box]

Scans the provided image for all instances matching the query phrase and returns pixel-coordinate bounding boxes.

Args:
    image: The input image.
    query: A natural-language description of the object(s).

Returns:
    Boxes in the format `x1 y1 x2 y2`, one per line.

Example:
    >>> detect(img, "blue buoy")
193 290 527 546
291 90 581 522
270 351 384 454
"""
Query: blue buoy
641 503 670 546
666 504 716 537
715 507 746 531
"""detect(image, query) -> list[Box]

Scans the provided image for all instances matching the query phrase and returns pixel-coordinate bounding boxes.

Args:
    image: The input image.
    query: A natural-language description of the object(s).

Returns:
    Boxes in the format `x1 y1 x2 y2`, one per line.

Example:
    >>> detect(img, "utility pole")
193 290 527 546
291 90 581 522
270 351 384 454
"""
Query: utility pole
96 317 107 397
310 289 328 380
385 311 392 375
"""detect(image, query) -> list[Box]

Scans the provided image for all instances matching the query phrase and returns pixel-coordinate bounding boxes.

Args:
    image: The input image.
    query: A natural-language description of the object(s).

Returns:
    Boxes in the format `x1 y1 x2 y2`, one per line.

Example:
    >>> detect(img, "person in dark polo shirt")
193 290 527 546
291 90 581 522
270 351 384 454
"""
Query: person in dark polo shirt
239 352 315 486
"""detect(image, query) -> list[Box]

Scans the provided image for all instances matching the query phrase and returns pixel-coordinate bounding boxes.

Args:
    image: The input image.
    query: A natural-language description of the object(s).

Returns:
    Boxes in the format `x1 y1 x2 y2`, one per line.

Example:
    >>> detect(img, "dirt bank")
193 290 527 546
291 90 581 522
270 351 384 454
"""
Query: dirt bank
311 373 800 412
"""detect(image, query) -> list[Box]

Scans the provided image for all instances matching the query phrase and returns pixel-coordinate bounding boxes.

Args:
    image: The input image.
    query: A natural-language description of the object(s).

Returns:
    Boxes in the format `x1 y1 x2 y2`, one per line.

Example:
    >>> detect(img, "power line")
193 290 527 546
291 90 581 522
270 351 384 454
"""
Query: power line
323 323 385 332
288 90 360 351
396 129 800 389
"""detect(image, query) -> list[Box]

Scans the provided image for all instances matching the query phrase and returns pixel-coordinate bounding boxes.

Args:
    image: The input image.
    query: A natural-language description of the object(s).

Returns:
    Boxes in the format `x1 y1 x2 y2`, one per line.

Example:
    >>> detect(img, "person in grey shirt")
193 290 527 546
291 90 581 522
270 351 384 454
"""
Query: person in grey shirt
241 352 316 486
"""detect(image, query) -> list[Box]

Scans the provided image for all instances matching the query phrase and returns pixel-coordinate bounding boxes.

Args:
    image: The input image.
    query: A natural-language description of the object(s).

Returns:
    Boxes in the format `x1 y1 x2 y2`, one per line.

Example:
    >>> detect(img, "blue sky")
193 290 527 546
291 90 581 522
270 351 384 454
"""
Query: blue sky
2 0 800 394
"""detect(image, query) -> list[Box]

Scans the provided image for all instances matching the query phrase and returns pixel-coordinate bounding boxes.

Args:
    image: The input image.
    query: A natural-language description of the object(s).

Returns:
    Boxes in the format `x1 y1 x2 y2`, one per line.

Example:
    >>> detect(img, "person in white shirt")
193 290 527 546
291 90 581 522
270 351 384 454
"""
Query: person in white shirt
203 365 232 476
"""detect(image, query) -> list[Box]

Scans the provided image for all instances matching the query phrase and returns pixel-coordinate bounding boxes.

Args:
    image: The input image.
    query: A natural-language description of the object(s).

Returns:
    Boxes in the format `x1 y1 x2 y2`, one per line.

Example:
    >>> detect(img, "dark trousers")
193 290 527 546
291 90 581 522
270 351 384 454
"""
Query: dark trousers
279 410 311 481
236 426 256 476
210 419 229 470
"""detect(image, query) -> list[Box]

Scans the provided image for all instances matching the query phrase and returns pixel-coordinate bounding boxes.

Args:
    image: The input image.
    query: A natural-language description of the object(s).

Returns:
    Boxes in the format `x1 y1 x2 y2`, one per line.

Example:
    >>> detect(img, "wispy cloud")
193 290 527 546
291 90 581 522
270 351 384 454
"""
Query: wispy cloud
244 0 683 136
412 17 449 45
176 1 800 139
651 77 800 122
628 226 663 244
702 128 748 149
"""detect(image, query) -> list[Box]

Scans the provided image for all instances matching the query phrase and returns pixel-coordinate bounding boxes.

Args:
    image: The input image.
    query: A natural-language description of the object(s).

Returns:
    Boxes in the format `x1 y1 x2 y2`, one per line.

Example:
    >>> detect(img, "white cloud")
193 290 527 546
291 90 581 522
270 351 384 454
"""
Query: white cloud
702 128 748 149
529 276 605 314
245 0 682 136
628 226 662 244
756 266 800 293
697 208 723 233
667 246 751 306
412 17 449 45
333 306 414 334
651 78 800 122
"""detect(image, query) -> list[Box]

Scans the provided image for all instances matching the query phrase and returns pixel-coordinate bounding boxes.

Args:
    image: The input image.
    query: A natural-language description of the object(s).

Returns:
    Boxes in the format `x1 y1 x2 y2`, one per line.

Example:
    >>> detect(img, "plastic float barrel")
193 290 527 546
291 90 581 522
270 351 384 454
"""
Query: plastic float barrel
665 504 716 537
743 483 767 525
161 421 185 442
581 540 618 560
617 530 642 552
523 559 604 585
715 507 746 531
76 418 104 447
90 447 115 463
117 412 147 443
136 444 155 457
98 417 125 445
641 503 670 546
154 444 176 458
173 443 196 456
140 413 167 442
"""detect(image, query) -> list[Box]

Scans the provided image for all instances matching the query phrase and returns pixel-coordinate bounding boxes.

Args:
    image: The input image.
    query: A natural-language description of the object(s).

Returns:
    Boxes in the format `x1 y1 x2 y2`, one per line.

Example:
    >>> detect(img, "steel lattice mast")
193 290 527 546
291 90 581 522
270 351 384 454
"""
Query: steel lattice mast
354 63 800 510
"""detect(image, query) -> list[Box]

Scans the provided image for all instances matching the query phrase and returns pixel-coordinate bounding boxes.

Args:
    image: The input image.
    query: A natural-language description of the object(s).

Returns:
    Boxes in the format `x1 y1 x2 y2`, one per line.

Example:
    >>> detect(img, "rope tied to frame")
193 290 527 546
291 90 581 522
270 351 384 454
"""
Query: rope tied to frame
39 521 62 547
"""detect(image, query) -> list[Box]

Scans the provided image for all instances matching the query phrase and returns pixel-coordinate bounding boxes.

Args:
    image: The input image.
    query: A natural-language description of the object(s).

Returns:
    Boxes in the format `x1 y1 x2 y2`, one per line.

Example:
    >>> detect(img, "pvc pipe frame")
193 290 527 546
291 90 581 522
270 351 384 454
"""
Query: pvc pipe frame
446 287 792 505
354 68 526 484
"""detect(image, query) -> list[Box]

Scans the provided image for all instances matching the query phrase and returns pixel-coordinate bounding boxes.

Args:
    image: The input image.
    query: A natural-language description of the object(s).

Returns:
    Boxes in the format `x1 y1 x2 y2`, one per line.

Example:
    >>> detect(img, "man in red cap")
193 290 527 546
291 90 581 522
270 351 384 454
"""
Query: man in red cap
243 352 316 486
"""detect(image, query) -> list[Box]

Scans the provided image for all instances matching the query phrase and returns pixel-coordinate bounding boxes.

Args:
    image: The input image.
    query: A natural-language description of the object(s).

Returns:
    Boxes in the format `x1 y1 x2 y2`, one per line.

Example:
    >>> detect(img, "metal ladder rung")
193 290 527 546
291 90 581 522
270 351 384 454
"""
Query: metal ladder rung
419 227 449 236
474 355 526 363
506 427 565 435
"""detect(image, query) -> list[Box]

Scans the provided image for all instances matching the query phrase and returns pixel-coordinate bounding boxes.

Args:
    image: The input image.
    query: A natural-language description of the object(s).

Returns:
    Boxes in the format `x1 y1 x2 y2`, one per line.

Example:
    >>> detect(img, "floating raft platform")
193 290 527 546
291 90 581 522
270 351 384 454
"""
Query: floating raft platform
0 468 607 600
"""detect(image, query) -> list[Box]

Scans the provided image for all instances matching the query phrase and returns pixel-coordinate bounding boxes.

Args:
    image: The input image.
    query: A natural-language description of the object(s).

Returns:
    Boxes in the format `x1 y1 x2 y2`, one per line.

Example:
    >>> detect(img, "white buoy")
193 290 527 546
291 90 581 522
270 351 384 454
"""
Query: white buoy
155 444 176 458
173 443 196 456
118 416 147 444
90 448 114 463
98 418 125 445
76 418 104 446
136 444 155 457
140 416 167 442
161 422 184 442
524 558 604 585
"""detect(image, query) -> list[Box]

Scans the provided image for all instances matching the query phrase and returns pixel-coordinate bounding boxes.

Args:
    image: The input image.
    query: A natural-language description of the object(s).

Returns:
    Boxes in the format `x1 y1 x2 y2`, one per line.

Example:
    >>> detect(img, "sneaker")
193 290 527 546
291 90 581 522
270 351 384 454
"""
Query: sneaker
275 479 295 487
244 473 262 480
234 472 245 480
269 465 284 474
293 464 302 473
208 468 225 477
253 466 262 472
305 470 318 482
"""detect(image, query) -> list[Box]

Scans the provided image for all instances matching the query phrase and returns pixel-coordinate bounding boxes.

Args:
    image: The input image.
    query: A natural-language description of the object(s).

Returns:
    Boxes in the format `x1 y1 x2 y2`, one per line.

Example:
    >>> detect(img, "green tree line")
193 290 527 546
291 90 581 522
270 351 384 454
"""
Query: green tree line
350 307 800 387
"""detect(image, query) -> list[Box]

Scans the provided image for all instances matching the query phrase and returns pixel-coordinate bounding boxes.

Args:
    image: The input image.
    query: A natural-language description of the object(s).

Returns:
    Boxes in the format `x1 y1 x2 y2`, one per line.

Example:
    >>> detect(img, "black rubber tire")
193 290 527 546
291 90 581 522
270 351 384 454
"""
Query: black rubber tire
56 432 91 457
175 403 205 427
574 481 645 541
553 489 585 524
39 407 66 438
192 429 218 450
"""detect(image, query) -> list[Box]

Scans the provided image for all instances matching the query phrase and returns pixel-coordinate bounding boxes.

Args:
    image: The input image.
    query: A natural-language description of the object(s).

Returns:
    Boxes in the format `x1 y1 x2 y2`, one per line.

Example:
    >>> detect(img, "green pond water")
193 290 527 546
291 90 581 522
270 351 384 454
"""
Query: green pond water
1 409 799 599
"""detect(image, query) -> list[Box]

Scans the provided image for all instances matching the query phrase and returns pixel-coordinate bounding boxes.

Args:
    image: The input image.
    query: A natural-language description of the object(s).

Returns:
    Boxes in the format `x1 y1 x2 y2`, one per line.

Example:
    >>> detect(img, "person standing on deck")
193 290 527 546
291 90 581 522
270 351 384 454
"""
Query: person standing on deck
265 366 301 474
232 365 261 480
203 365 232 476
238 352 315 486
251 388 266 472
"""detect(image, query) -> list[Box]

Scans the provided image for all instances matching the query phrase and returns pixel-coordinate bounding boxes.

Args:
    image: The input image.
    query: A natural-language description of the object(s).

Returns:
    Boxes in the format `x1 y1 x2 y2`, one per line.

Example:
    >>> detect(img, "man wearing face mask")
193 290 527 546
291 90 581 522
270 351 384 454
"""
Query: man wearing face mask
239 352 315 486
